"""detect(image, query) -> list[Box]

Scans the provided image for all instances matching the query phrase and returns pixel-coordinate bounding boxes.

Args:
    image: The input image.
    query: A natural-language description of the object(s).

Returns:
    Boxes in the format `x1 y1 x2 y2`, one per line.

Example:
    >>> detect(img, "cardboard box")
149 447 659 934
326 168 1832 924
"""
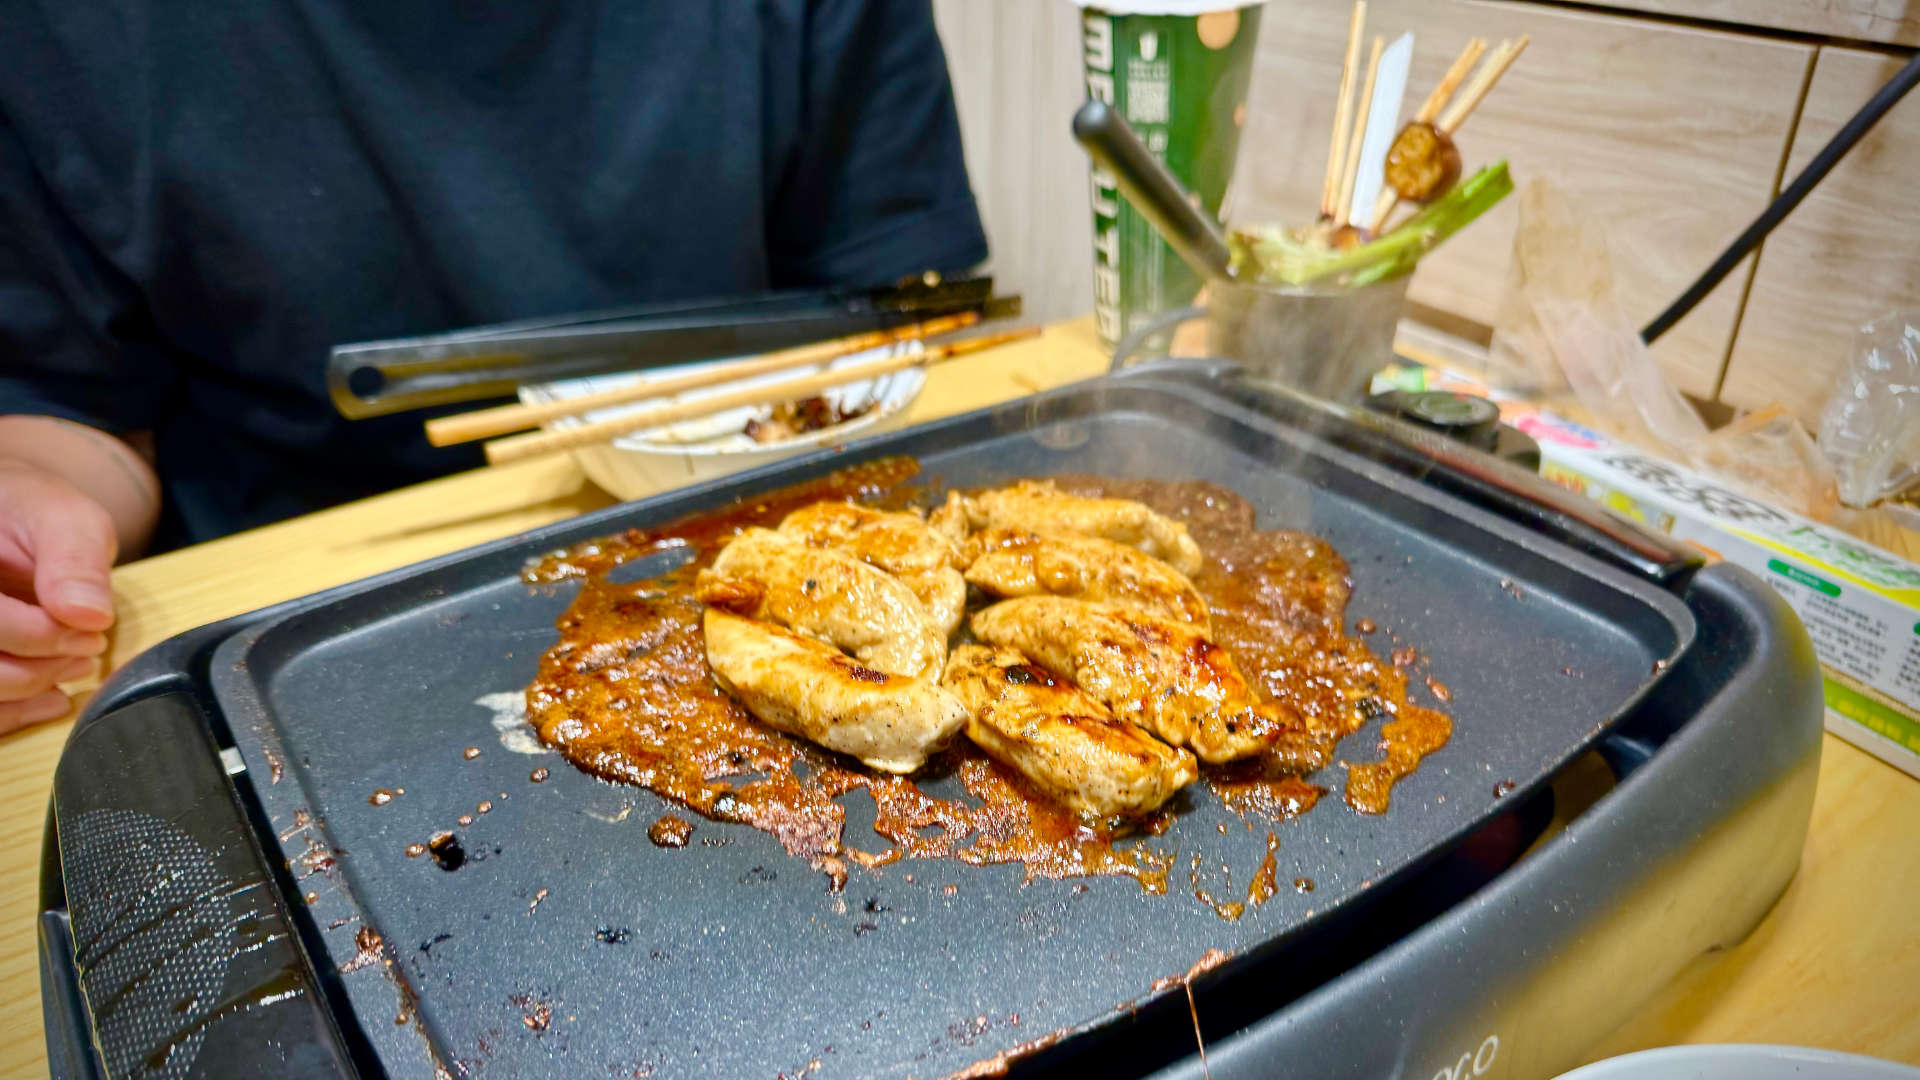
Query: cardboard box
1376 364 1920 780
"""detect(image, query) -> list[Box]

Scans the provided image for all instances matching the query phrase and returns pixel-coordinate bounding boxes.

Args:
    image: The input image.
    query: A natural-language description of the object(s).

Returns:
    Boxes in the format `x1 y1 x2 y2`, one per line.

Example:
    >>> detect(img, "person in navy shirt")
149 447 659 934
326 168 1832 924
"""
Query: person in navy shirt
0 1 987 729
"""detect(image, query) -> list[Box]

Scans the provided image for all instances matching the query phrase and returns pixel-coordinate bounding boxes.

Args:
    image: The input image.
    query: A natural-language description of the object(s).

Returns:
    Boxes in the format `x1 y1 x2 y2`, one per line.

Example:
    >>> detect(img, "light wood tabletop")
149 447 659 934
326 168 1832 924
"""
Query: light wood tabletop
2 319 1915 1077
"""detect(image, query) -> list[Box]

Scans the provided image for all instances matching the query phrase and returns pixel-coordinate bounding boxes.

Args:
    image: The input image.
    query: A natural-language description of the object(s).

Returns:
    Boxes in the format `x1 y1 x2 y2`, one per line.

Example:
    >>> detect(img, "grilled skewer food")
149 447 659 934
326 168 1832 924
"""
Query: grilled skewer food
1383 120 1461 203
704 610 966 773
696 527 943 676
971 595 1295 764
944 644 1198 818
778 501 966 637
933 479 1204 575
691 482 1313 814
961 527 1210 627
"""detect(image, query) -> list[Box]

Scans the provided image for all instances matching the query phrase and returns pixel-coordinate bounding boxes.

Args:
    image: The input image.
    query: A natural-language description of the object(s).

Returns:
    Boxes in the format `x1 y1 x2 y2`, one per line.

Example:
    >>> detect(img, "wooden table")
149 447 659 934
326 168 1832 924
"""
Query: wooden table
3 319 1915 1076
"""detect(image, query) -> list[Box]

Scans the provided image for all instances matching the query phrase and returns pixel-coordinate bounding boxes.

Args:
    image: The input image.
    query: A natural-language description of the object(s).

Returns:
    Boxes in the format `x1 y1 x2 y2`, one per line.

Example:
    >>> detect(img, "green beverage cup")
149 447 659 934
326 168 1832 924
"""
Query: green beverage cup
1077 1 1264 352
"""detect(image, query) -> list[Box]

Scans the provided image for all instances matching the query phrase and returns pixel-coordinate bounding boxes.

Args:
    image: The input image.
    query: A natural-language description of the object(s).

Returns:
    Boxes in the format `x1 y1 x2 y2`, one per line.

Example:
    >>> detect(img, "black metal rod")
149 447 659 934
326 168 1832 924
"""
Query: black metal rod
1072 99 1235 282
1642 49 1920 344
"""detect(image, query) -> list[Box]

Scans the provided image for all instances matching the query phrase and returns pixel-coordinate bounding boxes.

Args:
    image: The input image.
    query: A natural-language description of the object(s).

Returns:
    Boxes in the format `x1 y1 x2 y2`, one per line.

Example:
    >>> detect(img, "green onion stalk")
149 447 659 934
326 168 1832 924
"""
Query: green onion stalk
1228 161 1513 288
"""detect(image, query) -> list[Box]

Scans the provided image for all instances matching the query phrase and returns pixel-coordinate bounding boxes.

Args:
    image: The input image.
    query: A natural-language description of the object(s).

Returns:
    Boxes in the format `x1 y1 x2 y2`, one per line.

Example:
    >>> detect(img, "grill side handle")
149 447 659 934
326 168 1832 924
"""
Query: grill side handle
42 628 363 1080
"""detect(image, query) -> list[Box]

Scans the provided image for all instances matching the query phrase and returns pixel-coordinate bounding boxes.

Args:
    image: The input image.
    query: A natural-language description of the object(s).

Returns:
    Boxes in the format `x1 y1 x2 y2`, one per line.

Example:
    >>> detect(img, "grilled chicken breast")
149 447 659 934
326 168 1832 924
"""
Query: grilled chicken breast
704 610 966 773
696 527 940 677
961 528 1210 627
944 645 1197 818
970 596 1292 763
932 480 1204 575
778 501 966 637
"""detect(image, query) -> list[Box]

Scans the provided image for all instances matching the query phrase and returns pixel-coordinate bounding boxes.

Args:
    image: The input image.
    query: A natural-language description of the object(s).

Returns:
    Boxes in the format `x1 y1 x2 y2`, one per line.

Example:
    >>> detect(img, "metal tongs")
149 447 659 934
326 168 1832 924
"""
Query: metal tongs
327 274 1016 418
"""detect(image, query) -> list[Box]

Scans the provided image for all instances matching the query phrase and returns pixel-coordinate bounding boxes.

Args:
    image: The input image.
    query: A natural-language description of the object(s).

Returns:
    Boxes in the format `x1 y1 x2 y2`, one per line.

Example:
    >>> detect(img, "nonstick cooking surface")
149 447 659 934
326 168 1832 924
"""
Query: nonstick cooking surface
214 379 1693 1079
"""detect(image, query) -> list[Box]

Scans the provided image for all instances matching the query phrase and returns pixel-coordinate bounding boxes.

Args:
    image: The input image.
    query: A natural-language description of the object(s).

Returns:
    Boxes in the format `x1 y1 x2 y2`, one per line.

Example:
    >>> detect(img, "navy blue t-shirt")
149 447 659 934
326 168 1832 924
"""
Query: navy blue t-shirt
0 1 987 548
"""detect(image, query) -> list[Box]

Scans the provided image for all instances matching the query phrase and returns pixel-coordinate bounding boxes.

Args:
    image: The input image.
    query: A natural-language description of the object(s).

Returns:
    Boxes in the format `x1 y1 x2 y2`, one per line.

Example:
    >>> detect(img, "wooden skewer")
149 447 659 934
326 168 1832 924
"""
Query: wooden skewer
425 310 982 447
1368 35 1526 234
1416 37 1486 124
1320 1 1369 219
1437 34 1528 135
481 327 1042 466
1365 189 1401 237
1336 35 1385 225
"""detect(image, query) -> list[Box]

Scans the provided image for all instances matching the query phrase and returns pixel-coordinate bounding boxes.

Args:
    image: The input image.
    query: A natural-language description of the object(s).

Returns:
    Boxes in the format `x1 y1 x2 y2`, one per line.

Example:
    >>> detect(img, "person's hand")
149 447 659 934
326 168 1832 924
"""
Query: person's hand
0 459 116 733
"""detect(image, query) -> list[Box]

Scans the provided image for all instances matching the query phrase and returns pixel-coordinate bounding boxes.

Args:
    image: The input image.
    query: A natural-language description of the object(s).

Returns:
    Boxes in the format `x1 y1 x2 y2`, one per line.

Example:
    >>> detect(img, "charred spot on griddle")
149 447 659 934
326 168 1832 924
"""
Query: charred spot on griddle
1356 696 1390 721
426 831 466 871
739 865 777 885
863 896 891 914
418 933 452 955
647 815 694 848
595 927 631 945
510 992 553 1033
853 921 879 936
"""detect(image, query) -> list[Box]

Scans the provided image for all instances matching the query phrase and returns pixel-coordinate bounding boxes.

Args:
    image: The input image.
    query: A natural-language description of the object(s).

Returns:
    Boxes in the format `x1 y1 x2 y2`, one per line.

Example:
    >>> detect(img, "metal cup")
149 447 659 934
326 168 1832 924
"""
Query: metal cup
1111 275 1410 404
1204 275 1411 402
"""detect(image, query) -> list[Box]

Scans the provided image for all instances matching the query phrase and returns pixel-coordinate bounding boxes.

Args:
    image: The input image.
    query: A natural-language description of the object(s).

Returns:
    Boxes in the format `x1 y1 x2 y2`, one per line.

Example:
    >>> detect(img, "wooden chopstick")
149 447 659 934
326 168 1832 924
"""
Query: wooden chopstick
1320 1 1369 219
1336 35 1385 225
481 327 1042 466
1368 35 1527 234
1416 37 1486 125
1436 35 1528 135
425 311 982 447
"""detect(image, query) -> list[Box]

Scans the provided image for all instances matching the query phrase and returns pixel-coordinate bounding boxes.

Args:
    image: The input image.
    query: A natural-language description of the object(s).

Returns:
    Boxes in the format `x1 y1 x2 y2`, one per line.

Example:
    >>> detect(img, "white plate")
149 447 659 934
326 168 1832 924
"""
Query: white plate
519 344 927 500
1554 1046 1920 1080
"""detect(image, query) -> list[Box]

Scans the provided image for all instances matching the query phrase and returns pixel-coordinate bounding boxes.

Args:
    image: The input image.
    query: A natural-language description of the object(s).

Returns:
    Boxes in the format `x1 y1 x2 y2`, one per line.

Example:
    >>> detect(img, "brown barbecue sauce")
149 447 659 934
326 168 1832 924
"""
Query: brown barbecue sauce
521 461 1448 898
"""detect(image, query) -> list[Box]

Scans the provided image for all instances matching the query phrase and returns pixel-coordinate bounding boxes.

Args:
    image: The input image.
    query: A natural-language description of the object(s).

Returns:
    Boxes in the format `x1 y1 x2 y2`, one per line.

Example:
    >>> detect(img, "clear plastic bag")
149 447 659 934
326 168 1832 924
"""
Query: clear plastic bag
1491 178 1843 520
1819 311 1920 508
1696 404 1839 524
1490 180 1707 449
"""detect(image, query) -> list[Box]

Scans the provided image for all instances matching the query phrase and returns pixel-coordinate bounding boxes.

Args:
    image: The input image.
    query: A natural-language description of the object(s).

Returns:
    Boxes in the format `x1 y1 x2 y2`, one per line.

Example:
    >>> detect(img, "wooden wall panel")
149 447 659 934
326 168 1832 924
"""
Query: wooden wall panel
1595 0 1920 49
1723 46 1920 427
1230 0 1812 400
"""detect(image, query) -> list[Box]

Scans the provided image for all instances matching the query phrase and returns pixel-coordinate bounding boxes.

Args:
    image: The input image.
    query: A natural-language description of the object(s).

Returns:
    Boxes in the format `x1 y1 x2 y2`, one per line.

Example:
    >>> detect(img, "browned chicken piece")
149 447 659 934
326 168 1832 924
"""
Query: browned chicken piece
704 611 966 773
935 480 1204 575
778 501 966 638
970 596 1294 763
961 528 1210 627
943 645 1197 818
696 527 941 677
928 490 972 546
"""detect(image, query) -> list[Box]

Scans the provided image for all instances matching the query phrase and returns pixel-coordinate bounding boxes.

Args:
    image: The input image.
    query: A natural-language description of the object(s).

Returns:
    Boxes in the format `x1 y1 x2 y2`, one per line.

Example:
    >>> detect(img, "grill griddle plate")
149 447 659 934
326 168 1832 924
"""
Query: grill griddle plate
207 379 1694 1079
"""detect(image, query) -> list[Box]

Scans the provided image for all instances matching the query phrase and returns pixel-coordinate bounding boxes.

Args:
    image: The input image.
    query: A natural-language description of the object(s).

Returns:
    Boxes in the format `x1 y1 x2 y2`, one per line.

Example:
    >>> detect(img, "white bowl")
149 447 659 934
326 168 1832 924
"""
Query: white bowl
1554 1046 1920 1080
519 344 927 501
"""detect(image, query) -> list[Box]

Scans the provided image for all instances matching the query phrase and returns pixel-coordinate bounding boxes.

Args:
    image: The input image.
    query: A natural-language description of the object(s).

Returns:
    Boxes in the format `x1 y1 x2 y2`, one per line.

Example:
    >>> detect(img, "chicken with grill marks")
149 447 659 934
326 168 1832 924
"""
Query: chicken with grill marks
944 645 1197 818
777 501 966 638
961 527 1210 627
703 610 966 774
970 596 1295 764
695 527 941 677
931 480 1204 575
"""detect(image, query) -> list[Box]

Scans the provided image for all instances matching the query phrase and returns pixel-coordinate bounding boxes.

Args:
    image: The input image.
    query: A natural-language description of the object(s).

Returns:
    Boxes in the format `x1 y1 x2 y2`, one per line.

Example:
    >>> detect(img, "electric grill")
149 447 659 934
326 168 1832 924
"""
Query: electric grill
39 362 1823 1080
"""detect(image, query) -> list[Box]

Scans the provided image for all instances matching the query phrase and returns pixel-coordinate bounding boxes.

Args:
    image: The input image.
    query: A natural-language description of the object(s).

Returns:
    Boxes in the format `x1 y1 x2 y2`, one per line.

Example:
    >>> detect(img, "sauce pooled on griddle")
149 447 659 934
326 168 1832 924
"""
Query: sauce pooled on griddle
521 460 1448 900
